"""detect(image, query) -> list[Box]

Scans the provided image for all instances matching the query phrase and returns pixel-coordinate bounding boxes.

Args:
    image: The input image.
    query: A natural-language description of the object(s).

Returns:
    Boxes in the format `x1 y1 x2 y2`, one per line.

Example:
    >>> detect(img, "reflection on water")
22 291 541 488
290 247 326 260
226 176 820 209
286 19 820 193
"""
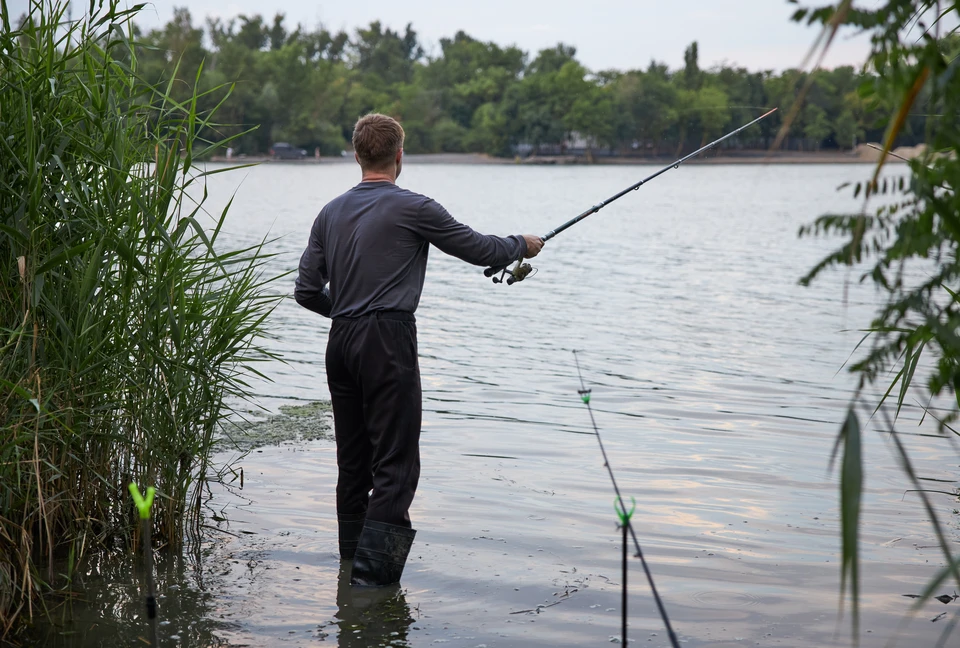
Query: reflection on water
333 562 413 647
22 540 235 647
22 162 959 647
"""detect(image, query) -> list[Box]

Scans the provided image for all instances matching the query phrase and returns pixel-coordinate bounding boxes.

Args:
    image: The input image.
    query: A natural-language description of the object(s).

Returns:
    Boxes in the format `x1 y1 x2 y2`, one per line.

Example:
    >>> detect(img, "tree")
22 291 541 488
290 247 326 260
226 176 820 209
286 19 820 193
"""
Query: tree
564 83 615 159
511 49 585 153
126 11 890 159
466 101 512 155
352 21 423 86
137 8 207 102
236 14 268 50
268 13 286 50
682 41 701 90
716 67 770 147
421 31 524 132
833 108 861 150
802 103 831 150
693 85 731 147
612 69 678 155
527 43 577 75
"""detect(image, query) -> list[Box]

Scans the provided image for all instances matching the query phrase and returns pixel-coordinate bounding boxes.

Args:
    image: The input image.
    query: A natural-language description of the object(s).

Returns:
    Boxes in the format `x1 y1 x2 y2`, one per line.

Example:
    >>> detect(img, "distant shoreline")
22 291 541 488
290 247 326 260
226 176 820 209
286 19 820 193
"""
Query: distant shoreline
209 147 915 166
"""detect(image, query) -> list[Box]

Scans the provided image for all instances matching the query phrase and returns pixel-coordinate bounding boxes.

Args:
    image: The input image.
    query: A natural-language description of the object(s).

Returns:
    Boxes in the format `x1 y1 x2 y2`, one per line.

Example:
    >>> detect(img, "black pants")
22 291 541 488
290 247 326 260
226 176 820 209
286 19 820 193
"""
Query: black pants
326 311 421 528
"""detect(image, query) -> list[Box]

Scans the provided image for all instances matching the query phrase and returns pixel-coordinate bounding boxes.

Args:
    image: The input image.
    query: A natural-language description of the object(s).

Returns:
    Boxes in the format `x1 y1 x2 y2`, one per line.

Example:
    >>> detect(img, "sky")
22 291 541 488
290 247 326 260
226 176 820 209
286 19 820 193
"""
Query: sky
12 0 879 72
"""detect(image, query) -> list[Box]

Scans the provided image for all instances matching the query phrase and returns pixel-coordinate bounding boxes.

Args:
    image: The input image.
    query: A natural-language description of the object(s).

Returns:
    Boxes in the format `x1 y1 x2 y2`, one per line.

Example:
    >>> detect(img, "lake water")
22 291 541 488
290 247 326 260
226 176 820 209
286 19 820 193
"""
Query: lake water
31 162 959 647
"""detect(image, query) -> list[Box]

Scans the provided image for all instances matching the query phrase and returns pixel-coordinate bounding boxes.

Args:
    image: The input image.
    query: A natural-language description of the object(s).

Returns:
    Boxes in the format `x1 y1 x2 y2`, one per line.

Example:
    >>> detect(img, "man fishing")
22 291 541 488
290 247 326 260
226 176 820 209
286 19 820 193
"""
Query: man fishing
294 113 543 587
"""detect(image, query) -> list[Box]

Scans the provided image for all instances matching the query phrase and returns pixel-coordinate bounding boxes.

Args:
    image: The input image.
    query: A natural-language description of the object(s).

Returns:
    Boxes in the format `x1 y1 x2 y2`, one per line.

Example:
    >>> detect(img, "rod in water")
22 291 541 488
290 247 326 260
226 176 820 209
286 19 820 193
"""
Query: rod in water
129 483 158 647
485 108 778 284
573 351 681 648
619 498 631 646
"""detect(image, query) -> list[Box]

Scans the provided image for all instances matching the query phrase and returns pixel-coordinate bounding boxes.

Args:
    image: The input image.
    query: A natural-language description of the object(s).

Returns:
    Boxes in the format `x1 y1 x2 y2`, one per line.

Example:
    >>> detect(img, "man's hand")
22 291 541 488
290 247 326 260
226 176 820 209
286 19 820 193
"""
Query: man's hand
522 234 544 259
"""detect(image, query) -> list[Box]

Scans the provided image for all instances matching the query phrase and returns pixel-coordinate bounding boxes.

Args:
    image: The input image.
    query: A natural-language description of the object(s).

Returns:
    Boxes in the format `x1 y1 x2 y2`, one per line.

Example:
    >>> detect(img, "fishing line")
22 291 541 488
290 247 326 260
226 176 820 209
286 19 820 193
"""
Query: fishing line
485 108 778 285
673 104 775 113
573 351 681 648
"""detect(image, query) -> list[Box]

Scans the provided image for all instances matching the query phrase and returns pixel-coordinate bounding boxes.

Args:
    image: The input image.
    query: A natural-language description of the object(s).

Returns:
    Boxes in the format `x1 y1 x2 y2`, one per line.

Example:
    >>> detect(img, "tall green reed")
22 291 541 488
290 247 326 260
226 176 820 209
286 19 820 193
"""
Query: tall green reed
0 0 279 635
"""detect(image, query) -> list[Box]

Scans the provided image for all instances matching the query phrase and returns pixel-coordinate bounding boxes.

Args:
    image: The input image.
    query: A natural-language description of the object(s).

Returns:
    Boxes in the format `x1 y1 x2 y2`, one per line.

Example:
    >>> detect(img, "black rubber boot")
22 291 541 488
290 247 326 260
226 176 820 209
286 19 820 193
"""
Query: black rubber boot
338 513 366 560
350 520 416 587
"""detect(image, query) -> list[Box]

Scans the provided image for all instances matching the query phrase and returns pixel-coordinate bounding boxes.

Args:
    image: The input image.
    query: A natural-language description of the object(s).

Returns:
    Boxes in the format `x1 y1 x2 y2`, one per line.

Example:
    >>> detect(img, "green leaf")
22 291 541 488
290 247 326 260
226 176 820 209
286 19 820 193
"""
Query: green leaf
35 240 95 274
831 407 861 636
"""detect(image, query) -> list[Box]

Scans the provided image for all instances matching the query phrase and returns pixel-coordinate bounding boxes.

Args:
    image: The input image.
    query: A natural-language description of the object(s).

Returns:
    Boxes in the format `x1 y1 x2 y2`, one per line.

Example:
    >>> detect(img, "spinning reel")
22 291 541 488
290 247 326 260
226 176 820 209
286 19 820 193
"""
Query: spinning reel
484 259 536 285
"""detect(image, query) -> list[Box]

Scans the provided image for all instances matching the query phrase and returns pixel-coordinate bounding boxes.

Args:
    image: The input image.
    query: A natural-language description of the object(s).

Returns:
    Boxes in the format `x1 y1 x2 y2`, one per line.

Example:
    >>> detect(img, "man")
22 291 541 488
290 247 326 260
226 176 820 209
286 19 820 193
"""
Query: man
294 113 543 587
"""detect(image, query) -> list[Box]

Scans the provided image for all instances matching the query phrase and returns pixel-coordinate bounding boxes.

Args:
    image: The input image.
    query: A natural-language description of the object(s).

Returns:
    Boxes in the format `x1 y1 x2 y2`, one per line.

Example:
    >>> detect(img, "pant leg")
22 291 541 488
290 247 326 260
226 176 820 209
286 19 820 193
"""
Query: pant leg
354 317 422 528
327 320 374 517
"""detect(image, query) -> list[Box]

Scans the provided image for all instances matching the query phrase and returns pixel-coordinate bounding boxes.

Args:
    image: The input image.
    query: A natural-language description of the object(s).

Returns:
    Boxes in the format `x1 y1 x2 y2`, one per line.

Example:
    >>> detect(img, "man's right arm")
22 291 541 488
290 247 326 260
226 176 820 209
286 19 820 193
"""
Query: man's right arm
294 221 333 317
416 198 541 267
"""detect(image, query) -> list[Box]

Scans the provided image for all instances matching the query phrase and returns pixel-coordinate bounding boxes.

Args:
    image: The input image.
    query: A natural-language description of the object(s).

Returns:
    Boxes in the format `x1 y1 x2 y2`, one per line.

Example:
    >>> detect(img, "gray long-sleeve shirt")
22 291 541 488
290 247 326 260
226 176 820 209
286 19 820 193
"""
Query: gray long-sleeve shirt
295 181 527 318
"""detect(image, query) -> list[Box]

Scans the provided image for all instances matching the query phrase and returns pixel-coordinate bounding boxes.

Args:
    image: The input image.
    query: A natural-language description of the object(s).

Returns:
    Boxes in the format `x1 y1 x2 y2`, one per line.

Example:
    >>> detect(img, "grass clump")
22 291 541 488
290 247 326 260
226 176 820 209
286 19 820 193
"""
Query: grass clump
0 0 279 635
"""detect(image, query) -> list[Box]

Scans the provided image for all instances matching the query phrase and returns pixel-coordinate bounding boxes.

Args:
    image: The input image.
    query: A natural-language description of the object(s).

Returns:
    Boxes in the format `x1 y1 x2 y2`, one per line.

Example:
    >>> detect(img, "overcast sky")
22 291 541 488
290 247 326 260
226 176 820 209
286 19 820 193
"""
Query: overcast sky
16 0 878 72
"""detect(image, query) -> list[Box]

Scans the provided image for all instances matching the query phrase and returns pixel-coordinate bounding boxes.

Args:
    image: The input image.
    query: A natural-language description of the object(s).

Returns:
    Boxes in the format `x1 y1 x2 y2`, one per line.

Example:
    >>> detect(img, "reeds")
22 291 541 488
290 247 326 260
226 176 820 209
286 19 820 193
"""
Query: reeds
0 0 279 635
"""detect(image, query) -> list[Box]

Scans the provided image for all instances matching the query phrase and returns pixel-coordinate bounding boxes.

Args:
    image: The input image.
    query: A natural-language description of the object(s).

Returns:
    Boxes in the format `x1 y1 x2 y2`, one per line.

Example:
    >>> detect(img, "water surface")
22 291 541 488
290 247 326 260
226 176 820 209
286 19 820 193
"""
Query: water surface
34 162 959 647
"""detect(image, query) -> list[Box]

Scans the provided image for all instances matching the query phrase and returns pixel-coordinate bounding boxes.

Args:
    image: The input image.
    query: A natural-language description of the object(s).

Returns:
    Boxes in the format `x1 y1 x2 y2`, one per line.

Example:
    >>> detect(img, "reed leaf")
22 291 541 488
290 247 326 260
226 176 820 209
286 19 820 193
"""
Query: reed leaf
0 0 278 636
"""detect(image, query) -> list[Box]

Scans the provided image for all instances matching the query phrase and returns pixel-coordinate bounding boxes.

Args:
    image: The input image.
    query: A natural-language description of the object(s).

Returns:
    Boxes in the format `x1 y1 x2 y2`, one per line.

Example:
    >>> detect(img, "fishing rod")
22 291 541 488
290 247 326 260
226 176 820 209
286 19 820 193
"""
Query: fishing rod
573 351 681 648
486 108 778 285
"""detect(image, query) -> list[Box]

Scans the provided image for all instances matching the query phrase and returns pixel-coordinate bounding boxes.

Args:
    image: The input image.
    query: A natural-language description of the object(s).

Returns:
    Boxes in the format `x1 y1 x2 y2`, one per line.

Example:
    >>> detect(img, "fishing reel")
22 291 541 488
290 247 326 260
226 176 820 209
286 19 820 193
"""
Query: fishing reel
484 259 537 285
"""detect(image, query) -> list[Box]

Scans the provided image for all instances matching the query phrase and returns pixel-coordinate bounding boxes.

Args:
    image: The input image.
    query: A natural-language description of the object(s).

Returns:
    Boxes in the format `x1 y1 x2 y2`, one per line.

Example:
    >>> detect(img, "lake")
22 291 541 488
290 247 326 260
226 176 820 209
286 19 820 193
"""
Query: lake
32 161 957 648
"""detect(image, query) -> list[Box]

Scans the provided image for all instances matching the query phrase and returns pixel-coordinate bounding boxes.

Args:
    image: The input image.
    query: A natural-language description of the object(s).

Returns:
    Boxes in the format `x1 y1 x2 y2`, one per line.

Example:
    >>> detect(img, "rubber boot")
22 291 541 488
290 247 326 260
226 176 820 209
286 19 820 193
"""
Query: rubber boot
350 520 416 587
338 513 366 561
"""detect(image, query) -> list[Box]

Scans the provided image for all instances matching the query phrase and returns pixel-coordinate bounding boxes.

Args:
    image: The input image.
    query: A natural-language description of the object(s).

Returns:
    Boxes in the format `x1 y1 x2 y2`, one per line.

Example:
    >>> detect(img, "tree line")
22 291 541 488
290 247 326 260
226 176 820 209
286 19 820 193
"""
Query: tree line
133 9 925 158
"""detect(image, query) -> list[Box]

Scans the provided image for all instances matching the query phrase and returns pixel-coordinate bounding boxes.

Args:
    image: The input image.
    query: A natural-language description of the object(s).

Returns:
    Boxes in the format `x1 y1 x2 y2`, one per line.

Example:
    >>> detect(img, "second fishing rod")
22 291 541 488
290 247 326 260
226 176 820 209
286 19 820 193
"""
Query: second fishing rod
485 107 778 285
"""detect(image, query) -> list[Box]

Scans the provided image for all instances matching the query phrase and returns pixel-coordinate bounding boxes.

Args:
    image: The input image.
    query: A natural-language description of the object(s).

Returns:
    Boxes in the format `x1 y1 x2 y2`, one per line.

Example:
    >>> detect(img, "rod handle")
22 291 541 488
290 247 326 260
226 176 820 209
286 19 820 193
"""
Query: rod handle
484 264 507 277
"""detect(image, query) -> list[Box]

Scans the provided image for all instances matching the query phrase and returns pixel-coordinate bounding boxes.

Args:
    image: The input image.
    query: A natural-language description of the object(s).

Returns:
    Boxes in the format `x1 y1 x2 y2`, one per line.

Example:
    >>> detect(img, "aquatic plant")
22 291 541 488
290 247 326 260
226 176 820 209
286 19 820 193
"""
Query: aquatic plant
792 0 960 642
0 0 279 635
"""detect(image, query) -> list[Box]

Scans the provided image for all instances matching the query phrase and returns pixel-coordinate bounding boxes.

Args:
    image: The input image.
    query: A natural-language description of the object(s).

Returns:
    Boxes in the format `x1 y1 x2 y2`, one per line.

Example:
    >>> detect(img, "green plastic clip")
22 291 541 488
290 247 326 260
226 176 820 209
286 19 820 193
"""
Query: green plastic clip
128 483 155 520
578 388 591 404
614 496 636 526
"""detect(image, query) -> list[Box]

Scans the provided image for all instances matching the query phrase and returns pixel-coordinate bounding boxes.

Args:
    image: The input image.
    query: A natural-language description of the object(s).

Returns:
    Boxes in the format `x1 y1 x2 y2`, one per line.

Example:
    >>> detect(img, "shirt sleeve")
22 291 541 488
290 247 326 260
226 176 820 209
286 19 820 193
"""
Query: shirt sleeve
415 198 527 267
294 215 333 317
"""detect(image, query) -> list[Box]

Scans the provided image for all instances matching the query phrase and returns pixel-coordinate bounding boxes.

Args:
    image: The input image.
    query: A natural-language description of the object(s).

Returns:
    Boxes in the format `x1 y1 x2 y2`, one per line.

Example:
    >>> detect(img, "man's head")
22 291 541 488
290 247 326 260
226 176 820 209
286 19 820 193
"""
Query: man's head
352 113 404 178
